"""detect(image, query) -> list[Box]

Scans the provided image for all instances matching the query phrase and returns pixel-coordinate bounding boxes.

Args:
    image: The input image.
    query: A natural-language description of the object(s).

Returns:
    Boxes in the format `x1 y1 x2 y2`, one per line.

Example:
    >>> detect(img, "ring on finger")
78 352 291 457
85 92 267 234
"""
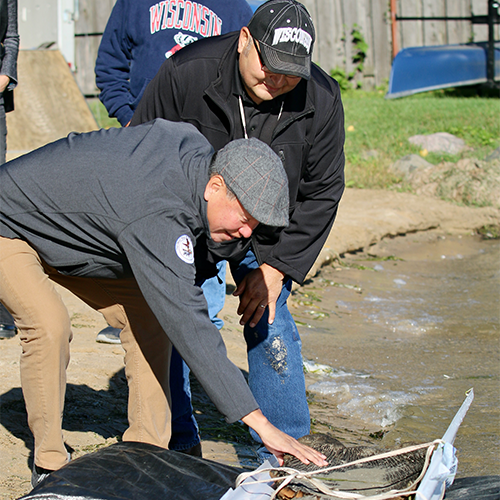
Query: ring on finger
259 304 266 309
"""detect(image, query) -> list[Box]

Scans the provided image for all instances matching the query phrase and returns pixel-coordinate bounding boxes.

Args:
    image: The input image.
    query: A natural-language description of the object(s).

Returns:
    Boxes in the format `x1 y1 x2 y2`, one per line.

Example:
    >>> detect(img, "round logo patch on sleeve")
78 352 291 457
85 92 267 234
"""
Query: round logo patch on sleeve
175 235 195 264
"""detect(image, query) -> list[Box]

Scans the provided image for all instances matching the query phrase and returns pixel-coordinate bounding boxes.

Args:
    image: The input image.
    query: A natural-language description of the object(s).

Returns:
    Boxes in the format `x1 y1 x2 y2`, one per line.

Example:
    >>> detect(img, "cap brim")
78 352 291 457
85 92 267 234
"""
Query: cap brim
259 42 311 80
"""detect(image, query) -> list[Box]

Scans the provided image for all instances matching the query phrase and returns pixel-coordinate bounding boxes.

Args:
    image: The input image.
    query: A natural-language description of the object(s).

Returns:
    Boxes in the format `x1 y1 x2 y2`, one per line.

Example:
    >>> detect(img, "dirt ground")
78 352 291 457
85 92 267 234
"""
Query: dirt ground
0 188 498 500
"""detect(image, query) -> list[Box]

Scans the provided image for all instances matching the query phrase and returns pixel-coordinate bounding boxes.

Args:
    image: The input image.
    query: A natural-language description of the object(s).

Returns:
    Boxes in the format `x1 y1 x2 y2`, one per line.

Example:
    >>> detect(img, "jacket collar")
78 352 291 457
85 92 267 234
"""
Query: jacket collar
204 34 315 140
204 35 241 135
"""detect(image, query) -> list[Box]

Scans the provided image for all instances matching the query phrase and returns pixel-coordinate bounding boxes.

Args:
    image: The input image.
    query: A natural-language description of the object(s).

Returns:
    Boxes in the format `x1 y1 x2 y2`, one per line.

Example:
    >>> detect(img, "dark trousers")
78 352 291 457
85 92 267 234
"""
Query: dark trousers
0 301 14 325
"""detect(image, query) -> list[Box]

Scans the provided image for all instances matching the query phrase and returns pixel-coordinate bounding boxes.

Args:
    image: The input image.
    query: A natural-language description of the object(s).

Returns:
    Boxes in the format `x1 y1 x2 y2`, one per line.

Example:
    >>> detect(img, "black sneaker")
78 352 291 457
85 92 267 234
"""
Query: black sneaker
177 442 202 458
31 464 54 489
0 303 16 338
31 452 71 489
0 324 17 339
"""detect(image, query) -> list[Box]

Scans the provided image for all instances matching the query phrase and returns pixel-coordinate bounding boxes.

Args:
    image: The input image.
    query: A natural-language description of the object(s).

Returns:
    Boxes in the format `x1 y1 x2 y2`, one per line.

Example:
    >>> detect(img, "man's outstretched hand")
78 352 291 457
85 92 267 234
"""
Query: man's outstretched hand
241 409 328 467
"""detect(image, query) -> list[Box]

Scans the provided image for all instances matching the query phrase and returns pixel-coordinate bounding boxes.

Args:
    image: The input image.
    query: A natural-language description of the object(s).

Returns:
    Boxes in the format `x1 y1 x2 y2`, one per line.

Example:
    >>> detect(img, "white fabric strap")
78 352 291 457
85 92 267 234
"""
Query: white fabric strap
235 440 443 500
238 95 248 139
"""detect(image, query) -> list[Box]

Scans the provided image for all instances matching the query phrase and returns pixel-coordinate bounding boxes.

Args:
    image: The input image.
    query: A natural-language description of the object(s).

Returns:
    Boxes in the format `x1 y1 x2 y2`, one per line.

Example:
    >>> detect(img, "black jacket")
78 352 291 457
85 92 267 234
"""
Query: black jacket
0 0 19 113
131 32 345 284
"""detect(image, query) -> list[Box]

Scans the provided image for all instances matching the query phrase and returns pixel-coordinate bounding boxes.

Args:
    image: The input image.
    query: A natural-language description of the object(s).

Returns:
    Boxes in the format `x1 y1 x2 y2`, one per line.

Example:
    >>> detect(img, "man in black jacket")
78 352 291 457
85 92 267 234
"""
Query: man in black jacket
131 0 345 454
0 120 327 488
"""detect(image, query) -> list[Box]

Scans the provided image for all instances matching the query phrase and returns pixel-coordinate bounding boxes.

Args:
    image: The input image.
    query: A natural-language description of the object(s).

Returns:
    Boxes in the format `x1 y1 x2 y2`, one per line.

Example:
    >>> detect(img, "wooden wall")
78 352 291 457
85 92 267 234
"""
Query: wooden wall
301 0 392 90
74 0 116 96
74 0 498 95
302 0 498 89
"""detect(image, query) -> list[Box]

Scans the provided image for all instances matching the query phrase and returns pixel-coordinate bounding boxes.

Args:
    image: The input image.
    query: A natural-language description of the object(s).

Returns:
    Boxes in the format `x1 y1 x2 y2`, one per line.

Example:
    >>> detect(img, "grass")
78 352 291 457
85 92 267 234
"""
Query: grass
87 87 500 192
342 87 500 189
87 98 120 129
477 224 500 239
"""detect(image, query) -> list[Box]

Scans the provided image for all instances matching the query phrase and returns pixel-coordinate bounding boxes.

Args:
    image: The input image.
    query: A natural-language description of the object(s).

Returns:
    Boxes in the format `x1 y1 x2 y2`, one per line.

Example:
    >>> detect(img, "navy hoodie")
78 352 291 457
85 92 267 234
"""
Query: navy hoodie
95 0 252 125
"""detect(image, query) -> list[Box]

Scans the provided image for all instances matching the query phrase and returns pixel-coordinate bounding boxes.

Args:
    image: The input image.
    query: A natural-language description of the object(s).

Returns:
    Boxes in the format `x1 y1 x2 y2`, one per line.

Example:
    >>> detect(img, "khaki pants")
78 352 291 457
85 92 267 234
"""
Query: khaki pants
0 237 172 470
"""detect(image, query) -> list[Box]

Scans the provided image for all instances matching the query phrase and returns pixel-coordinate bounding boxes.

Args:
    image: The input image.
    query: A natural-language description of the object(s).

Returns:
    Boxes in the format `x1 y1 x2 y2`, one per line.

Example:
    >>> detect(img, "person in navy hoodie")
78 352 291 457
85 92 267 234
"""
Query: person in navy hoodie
95 0 253 127
94 0 253 459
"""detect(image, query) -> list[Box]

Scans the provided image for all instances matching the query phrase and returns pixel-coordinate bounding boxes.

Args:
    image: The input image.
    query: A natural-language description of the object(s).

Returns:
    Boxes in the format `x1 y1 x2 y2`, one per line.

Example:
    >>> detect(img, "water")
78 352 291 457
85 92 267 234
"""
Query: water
291 230 499 478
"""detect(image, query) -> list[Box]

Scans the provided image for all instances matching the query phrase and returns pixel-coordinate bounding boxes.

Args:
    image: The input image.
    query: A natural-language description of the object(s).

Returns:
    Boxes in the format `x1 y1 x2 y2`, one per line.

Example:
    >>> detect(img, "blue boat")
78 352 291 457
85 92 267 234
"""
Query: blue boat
386 41 500 99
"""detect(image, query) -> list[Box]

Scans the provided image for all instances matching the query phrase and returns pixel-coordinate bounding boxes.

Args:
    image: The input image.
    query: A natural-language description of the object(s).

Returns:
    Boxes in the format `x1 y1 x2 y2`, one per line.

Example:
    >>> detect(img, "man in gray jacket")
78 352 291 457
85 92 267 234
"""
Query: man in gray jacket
0 119 326 488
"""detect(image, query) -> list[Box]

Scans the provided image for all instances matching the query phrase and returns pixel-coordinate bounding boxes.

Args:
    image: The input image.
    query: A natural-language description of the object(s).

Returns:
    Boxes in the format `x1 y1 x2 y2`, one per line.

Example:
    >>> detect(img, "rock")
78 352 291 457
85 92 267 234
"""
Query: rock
484 146 500 162
408 132 467 155
407 158 500 208
388 151 500 210
389 154 433 178
361 149 379 160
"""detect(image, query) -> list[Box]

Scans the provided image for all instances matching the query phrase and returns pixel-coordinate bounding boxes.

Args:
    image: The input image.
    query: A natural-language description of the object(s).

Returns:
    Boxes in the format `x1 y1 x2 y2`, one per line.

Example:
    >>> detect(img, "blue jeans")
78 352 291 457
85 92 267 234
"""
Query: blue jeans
230 249 310 441
169 250 310 449
201 261 226 330
168 261 226 451
168 348 199 451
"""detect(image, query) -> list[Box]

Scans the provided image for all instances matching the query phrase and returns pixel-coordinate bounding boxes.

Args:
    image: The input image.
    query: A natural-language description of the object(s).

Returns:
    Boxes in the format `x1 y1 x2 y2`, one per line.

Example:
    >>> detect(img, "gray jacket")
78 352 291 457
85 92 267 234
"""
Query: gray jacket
0 119 258 422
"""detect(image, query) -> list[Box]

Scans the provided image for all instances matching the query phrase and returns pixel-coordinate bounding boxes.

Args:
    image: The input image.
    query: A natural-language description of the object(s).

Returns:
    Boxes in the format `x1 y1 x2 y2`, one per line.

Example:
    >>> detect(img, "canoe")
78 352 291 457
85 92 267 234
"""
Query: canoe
386 42 500 98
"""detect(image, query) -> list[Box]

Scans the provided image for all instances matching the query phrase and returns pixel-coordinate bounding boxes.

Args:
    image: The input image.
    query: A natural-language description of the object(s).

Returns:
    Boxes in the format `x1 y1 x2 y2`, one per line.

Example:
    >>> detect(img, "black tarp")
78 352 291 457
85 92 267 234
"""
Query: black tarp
19 441 500 500
445 476 500 500
20 441 246 500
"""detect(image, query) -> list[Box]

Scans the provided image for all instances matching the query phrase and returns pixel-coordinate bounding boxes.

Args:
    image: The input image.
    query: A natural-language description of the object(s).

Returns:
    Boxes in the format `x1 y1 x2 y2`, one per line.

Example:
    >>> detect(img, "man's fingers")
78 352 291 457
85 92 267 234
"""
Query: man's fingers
236 289 257 318
295 446 328 467
233 276 247 298
267 301 276 325
265 440 327 468
233 266 283 326
247 302 267 327
239 299 265 325
287 443 327 467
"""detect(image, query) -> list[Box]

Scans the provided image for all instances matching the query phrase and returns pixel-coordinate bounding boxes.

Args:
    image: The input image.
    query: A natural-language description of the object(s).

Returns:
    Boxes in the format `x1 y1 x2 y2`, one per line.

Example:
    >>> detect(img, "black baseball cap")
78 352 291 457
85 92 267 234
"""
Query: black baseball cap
247 0 315 80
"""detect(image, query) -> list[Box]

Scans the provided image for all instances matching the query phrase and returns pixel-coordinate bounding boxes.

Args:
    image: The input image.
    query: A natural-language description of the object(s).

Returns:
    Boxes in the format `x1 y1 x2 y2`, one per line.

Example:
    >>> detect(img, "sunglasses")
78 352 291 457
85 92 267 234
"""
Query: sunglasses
252 38 300 80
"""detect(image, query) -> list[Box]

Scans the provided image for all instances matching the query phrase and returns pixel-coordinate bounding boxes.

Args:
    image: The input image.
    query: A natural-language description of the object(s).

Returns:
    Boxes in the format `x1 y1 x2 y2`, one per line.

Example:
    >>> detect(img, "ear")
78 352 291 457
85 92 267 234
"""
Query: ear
238 27 251 55
204 174 225 201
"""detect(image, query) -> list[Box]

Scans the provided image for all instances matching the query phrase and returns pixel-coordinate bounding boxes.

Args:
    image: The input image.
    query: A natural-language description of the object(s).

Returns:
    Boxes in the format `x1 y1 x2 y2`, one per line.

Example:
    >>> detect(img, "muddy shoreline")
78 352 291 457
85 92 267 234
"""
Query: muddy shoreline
0 189 498 499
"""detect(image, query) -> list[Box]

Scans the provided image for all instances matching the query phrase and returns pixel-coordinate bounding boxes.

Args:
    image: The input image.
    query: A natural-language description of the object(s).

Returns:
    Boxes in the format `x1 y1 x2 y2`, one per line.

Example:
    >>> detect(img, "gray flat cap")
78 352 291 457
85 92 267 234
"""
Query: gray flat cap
212 138 289 227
